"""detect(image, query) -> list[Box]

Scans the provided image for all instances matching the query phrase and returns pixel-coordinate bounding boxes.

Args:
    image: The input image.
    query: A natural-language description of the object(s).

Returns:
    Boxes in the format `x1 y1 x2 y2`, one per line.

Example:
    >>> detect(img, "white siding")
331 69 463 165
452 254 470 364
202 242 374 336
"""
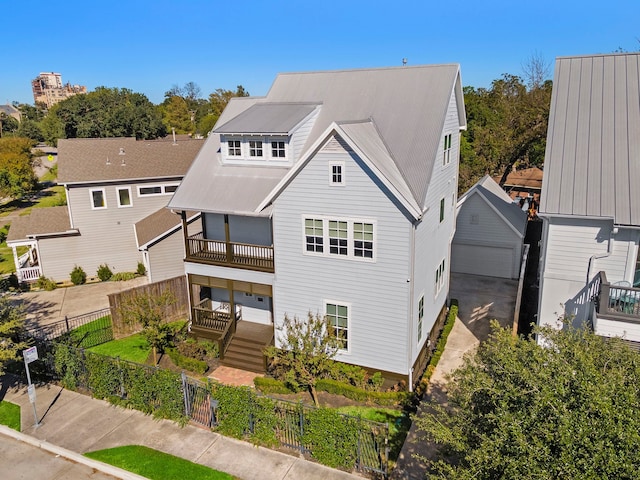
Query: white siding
290 107 319 162
411 88 460 365
145 220 198 283
539 217 640 327
38 182 179 282
594 316 640 343
272 139 412 375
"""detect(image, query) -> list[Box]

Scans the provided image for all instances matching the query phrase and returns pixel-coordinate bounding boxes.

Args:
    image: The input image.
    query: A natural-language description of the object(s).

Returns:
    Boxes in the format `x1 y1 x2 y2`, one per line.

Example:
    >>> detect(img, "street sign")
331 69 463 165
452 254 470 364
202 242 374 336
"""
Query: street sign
27 384 36 403
23 346 38 364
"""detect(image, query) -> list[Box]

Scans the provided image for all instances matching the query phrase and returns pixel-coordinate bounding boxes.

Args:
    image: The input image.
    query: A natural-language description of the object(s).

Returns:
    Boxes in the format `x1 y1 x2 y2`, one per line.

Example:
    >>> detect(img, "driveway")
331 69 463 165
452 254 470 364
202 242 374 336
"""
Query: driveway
13 276 148 329
392 272 519 479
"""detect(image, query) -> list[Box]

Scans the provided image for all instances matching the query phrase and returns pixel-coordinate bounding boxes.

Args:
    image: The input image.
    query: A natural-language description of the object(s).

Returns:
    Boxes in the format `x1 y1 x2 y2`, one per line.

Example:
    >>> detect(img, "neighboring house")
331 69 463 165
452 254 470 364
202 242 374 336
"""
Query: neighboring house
538 53 640 346
7 136 204 283
494 166 543 218
452 175 527 279
0 104 22 122
168 65 466 384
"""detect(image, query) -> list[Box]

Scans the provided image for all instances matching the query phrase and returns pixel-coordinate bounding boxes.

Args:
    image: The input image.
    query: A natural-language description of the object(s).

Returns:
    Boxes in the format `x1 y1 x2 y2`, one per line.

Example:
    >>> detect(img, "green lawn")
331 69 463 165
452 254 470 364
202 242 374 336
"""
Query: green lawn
19 186 66 215
0 401 21 431
68 316 113 348
88 334 151 363
336 405 410 461
85 445 236 480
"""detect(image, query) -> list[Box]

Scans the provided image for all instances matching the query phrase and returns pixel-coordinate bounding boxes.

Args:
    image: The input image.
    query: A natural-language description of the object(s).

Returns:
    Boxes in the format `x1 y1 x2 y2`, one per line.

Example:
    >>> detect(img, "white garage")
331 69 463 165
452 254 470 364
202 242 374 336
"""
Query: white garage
452 176 527 279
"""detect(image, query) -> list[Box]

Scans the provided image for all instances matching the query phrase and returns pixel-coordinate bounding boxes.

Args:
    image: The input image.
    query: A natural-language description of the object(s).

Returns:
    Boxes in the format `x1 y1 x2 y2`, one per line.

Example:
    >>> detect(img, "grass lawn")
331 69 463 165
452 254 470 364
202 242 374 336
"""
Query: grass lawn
68 316 113 348
85 445 236 480
88 333 151 363
336 405 410 461
0 401 21 431
19 186 66 215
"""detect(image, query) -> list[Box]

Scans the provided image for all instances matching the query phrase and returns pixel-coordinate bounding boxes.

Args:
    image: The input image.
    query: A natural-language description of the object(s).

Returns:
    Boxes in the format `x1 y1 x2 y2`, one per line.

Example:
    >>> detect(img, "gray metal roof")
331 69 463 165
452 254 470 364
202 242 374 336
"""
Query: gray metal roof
540 53 640 225
169 64 466 216
57 136 205 185
458 175 527 236
214 103 319 134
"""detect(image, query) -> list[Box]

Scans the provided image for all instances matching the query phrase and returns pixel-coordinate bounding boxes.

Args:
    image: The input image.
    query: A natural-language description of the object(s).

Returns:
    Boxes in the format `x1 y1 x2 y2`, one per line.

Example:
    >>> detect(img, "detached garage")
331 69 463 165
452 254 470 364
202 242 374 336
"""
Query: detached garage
452 175 527 279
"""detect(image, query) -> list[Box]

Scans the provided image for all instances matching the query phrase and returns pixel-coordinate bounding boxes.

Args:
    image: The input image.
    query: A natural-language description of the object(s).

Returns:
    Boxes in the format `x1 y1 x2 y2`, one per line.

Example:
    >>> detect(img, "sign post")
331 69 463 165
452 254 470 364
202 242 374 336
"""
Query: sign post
22 346 40 427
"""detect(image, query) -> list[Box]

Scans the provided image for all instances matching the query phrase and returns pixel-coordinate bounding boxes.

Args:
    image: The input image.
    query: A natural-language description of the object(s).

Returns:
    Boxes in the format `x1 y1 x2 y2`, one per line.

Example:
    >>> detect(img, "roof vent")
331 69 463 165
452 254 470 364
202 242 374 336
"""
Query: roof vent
119 147 125 155
121 157 126 166
106 157 110 165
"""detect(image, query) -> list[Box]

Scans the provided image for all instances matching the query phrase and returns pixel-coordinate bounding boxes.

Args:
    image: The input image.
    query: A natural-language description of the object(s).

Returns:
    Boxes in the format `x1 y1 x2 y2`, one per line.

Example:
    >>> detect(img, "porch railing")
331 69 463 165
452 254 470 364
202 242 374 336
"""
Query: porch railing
191 299 241 358
17 266 42 283
186 232 274 272
595 271 640 321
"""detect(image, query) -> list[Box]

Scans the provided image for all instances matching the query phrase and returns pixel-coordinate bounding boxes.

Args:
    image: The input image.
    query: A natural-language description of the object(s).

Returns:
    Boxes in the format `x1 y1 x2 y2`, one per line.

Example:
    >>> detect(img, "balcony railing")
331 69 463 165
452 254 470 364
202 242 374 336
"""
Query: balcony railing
594 271 640 322
186 233 274 272
191 299 242 358
17 266 42 283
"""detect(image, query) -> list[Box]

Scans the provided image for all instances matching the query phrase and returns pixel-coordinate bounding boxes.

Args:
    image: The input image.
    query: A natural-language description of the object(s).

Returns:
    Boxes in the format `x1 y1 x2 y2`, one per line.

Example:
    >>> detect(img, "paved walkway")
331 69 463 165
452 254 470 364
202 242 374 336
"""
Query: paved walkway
391 273 519 479
0 376 365 480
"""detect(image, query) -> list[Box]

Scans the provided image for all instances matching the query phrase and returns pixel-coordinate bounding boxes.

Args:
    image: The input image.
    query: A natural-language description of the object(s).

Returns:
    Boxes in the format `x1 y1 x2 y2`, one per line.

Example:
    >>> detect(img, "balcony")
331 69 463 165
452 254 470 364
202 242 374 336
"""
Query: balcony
186 233 274 273
592 271 640 343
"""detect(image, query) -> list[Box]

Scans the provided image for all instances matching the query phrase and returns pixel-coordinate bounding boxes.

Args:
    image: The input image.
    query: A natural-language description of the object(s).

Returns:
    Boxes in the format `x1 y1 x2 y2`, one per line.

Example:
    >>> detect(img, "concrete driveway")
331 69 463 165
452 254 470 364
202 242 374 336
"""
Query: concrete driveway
12 276 148 329
392 272 519 479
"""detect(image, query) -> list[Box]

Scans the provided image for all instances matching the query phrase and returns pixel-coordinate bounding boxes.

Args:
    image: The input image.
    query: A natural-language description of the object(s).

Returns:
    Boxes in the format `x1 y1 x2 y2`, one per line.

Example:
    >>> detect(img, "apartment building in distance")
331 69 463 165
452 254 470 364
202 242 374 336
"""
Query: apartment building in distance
31 72 87 108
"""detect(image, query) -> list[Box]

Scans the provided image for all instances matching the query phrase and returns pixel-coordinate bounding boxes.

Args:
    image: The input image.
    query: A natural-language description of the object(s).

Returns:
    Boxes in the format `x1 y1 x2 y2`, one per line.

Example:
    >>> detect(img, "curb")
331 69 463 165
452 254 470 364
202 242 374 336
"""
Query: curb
0 424 148 480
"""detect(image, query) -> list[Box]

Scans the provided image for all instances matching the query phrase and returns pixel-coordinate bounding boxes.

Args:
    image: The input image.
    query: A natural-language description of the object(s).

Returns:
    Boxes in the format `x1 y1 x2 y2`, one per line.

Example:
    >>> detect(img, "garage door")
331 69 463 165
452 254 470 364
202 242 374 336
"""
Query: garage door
451 243 515 278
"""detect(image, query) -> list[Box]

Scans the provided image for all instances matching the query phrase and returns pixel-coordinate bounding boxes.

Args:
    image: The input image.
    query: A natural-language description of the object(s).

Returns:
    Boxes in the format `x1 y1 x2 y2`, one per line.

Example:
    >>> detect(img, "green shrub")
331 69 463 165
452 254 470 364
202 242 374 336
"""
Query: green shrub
136 262 146 275
254 376 296 394
176 338 219 361
0 273 19 291
96 264 113 281
35 275 57 291
70 265 86 285
302 408 360 469
316 378 407 406
111 271 136 281
166 348 209 374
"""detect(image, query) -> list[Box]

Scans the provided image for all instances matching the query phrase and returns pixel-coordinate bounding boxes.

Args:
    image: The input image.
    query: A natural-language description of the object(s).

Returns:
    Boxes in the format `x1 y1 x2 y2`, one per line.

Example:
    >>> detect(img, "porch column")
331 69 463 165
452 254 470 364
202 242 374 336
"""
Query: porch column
227 279 237 334
10 245 21 282
180 211 189 258
224 214 232 263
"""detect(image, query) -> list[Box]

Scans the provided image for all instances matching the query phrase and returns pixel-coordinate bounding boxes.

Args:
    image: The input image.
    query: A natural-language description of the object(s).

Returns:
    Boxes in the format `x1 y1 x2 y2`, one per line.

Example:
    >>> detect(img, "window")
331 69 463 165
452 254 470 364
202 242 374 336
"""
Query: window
440 198 445 223
418 296 424 341
329 220 348 255
326 302 349 350
117 187 132 207
305 218 324 253
138 184 179 196
228 139 241 156
303 217 375 261
330 162 344 185
90 189 106 209
443 133 452 165
435 259 446 295
470 213 479 225
353 222 374 258
164 184 178 193
271 141 286 158
249 140 263 158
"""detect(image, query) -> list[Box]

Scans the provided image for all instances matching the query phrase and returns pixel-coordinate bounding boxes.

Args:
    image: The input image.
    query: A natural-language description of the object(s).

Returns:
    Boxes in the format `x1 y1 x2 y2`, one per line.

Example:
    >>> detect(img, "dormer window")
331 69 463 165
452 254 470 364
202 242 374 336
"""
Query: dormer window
220 135 290 165
228 139 241 156
249 140 263 158
271 141 286 158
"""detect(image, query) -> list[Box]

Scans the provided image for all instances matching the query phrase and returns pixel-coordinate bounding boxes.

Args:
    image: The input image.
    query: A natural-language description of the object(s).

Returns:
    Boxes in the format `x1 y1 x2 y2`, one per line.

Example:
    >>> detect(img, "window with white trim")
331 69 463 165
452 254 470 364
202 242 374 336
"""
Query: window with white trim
228 139 241 156
330 162 344 185
440 198 445 223
303 217 375 261
90 189 106 209
137 184 180 197
117 187 132 208
329 220 348 256
326 302 349 350
443 133 452 165
418 295 424 341
271 140 286 158
249 140 263 158
435 259 446 295
304 218 324 253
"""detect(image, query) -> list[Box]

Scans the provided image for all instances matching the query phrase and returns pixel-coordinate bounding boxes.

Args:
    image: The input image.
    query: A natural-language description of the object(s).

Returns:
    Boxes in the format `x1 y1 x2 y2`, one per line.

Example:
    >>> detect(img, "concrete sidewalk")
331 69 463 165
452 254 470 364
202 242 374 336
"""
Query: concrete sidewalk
0 377 364 480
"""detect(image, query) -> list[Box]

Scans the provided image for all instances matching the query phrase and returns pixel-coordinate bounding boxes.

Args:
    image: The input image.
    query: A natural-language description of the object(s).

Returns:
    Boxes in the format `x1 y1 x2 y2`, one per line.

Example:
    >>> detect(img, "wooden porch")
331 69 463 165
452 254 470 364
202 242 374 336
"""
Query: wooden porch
186 232 274 273
593 271 640 320
190 300 274 373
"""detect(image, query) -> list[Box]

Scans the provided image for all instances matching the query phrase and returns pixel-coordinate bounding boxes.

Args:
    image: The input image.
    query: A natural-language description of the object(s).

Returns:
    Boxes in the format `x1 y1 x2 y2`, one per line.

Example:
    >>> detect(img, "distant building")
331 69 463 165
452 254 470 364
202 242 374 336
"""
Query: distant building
31 72 87 108
0 104 21 122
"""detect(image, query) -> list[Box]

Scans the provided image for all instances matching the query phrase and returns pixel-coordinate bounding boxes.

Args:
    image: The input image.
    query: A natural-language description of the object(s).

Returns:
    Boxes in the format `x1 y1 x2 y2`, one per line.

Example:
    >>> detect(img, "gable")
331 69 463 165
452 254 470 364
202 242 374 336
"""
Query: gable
455 191 523 243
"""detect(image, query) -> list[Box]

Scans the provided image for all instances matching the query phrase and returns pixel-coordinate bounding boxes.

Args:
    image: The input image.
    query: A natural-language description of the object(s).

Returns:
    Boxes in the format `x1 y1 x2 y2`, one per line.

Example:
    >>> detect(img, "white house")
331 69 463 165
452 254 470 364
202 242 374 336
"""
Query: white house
452 175 527 279
538 53 640 346
168 65 467 384
7 136 204 283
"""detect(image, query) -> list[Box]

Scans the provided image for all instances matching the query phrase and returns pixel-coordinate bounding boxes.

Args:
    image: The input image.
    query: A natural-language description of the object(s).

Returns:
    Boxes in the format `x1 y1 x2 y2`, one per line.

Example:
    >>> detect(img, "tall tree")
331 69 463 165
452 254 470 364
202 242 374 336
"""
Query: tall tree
0 296 26 374
199 85 250 135
415 322 640 479
0 137 38 198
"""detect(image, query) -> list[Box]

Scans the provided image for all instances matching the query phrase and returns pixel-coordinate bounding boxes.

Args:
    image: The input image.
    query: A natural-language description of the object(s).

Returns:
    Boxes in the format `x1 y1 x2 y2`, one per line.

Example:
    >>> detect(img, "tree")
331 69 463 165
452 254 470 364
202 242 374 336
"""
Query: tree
17 120 45 143
0 137 38 198
415 322 640 479
199 85 250 135
264 312 341 407
47 87 166 143
119 290 176 365
0 296 27 374
0 113 19 136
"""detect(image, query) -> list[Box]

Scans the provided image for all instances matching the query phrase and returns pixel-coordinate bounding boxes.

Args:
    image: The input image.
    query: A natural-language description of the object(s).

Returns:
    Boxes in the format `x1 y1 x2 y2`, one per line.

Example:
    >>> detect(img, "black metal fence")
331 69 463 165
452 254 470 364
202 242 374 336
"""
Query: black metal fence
24 308 113 348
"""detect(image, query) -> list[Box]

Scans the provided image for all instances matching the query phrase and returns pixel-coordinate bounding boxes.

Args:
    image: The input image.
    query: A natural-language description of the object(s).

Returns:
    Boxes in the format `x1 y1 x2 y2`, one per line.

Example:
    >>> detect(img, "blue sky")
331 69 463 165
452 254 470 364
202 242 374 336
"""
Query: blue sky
2 0 639 105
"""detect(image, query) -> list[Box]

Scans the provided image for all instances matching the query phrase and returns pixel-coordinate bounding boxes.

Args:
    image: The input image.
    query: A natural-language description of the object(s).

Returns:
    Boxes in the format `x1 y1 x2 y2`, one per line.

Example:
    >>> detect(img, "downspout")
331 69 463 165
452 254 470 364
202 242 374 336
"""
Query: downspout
586 225 615 287
407 222 416 393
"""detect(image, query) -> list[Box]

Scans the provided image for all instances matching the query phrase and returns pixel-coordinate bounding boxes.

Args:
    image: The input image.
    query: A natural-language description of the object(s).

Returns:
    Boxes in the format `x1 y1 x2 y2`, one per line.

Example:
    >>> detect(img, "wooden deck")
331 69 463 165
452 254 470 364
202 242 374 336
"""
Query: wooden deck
186 233 274 272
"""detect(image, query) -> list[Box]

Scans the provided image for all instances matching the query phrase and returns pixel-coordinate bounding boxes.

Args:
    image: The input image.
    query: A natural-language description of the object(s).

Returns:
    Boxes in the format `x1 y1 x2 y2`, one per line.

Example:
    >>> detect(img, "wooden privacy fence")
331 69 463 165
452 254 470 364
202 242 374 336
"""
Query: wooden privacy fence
108 276 189 337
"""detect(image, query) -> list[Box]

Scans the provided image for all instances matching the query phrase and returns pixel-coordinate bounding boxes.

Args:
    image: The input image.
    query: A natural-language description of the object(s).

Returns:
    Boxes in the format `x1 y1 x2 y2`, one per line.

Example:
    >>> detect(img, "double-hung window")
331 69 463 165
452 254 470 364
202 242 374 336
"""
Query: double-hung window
435 259 446 295
418 296 424 341
353 222 374 258
305 218 324 253
303 217 375 261
329 162 345 185
329 221 348 255
443 133 452 165
326 302 349 350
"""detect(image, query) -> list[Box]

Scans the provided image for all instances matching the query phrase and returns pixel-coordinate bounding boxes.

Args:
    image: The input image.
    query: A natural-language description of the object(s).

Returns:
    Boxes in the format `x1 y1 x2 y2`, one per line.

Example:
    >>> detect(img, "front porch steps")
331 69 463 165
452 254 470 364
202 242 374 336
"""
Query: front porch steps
220 322 273 373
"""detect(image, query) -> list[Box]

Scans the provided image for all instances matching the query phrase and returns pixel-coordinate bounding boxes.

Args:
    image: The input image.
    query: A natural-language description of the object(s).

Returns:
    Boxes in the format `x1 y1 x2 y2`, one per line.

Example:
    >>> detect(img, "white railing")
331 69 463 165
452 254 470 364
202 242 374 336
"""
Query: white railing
17 251 30 268
18 266 42 282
